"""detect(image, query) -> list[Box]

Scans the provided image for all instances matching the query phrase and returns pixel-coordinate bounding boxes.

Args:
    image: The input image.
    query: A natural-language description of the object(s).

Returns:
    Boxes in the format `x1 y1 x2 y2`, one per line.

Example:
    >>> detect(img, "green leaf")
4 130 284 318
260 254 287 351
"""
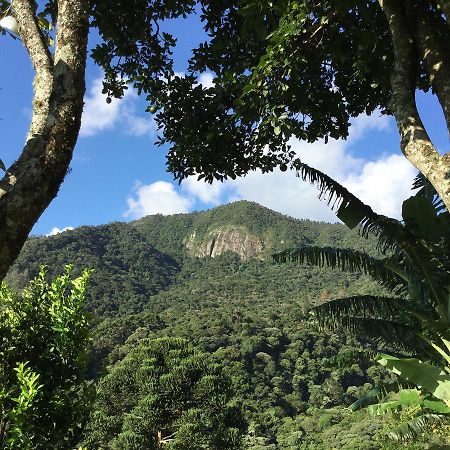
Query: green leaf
337 201 366 229
423 398 450 413
377 353 450 403
0 159 5 171
402 196 441 241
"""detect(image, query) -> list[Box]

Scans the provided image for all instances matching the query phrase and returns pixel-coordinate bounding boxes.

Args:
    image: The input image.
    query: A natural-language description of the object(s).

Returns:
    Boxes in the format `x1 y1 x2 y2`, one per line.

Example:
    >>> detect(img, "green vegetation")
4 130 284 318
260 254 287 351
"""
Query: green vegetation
275 166 450 441
0 267 92 449
4 201 450 447
83 337 245 449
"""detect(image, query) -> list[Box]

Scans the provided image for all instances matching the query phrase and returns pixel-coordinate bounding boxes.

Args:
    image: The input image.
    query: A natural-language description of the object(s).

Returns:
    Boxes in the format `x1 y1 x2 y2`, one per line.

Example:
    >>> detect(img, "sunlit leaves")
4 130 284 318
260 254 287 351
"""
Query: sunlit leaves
0 267 92 448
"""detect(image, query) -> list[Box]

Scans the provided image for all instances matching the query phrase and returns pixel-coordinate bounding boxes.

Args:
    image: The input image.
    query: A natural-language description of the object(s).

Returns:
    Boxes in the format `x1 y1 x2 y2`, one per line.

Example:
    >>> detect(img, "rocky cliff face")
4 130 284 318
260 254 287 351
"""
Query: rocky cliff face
185 226 265 260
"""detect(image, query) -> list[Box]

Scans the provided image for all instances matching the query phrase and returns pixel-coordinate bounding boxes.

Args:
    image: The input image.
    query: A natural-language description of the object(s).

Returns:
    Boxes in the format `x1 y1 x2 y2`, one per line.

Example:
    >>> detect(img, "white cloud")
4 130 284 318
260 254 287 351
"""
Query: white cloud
80 77 155 137
198 72 215 88
122 111 415 223
181 176 223 204
347 111 391 143
46 226 74 236
343 154 417 218
124 181 193 219
220 112 416 221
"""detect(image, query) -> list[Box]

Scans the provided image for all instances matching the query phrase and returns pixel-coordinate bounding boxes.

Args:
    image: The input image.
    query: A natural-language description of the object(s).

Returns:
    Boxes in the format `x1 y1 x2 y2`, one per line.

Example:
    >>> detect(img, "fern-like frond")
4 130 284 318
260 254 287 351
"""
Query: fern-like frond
314 295 409 323
293 161 405 252
334 316 423 355
273 246 407 293
413 172 446 214
388 414 444 442
312 300 422 355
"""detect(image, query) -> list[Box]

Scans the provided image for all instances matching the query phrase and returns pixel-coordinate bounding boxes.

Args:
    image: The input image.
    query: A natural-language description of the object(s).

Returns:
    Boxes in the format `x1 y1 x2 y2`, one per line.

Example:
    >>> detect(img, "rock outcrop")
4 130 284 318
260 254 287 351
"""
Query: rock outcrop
185 226 264 260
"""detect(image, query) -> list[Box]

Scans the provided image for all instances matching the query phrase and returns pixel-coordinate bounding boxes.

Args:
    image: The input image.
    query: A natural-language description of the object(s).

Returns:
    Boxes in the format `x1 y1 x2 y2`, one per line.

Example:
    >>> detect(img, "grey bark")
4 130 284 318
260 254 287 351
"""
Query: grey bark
0 0 89 280
408 0 450 135
378 0 450 211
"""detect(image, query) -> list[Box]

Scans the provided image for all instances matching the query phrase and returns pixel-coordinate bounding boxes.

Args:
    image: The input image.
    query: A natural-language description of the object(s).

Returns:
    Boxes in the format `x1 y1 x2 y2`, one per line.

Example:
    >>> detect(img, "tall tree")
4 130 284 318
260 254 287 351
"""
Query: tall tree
82 337 245 449
0 0 195 280
1 0 449 279
155 0 450 203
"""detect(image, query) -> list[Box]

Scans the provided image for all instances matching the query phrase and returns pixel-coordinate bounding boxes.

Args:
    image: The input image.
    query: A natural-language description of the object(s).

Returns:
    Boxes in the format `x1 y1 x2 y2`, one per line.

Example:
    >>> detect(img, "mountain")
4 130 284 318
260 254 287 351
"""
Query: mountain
7 201 379 317
7 201 438 448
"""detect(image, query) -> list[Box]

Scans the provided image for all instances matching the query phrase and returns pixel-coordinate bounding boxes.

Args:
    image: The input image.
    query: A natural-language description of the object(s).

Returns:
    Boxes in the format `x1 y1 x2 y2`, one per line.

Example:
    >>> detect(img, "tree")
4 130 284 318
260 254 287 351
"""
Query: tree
82 337 246 449
0 0 196 280
1 1 449 279
0 266 92 449
157 0 450 201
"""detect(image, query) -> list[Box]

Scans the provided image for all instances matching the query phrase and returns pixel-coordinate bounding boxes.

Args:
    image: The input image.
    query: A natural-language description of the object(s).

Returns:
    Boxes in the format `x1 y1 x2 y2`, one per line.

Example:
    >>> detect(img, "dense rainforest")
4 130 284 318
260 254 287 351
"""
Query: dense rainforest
4 201 449 449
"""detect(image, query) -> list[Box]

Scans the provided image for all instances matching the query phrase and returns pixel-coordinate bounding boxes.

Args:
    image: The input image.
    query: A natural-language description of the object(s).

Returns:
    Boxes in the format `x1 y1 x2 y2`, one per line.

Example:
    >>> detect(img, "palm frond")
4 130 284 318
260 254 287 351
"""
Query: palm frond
313 301 422 354
293 161 405 252
273 246 407 293
413 172 446 214
338 317 422 355
388 414 444 442
314 295 409 323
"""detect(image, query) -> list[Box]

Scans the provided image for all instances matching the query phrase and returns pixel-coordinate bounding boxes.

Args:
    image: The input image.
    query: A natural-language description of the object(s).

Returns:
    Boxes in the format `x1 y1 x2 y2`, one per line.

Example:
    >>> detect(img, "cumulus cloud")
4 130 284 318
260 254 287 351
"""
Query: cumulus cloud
123 108 415 222
181 176 223 204
222 112 416 220
124 181 193 219
80 77 155 137
46 226 74 236
343 154 417 218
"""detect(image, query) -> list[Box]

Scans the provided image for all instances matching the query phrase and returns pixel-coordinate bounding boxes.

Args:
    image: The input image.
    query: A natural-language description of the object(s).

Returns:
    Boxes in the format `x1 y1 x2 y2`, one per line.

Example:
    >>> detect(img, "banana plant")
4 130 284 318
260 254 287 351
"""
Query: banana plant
274 161 450 356
273 162 450 439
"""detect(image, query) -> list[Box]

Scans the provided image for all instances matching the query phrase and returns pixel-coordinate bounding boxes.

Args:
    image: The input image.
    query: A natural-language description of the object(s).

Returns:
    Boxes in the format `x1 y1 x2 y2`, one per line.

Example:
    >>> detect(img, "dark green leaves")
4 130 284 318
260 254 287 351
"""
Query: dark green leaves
402 196 443 242
83 337 246 449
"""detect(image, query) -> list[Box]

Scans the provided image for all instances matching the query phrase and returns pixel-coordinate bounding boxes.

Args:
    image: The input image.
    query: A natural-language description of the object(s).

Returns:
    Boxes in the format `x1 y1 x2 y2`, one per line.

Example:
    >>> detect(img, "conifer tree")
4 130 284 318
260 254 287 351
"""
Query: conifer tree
82 337 245 450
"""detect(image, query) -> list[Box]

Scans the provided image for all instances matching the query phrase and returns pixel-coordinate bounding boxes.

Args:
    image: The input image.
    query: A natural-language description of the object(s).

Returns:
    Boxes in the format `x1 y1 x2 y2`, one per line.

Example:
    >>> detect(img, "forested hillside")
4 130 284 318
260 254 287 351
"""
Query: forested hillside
6 201 445 448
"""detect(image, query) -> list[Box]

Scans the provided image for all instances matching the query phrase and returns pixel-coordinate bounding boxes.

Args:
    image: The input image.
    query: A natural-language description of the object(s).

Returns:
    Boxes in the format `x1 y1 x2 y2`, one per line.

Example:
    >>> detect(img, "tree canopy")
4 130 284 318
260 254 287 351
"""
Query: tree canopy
1 0 449 277
0 266 92 449
82 337 246 449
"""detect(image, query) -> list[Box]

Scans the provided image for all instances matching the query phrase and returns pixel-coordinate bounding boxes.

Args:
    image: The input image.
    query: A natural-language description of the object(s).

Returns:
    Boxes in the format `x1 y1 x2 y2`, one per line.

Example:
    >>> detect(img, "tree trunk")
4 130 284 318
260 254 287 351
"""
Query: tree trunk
0 0 89 280
377 0 450 211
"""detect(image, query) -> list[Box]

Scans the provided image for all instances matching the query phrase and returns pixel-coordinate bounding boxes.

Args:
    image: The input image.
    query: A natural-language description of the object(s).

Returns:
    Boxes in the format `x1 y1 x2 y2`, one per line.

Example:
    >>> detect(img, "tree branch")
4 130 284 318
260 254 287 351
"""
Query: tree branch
437 0 450 28
378 0 450 210
408 0 450 135
0 0 89 280
11 0 53 143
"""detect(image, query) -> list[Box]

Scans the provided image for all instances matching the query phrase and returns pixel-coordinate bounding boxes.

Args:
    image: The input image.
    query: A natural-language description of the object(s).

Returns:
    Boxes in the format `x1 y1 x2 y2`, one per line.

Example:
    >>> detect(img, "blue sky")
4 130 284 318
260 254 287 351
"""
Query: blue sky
1 12 449 236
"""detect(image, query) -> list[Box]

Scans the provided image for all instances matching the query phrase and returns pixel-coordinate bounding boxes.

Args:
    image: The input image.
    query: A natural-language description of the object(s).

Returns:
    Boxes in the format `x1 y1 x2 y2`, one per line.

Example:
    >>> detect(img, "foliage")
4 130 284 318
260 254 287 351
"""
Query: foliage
274 165 450 441
274 166 450 356
7 201 379 318
82 337 246 449
5 201 432 448
0 266 93 449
